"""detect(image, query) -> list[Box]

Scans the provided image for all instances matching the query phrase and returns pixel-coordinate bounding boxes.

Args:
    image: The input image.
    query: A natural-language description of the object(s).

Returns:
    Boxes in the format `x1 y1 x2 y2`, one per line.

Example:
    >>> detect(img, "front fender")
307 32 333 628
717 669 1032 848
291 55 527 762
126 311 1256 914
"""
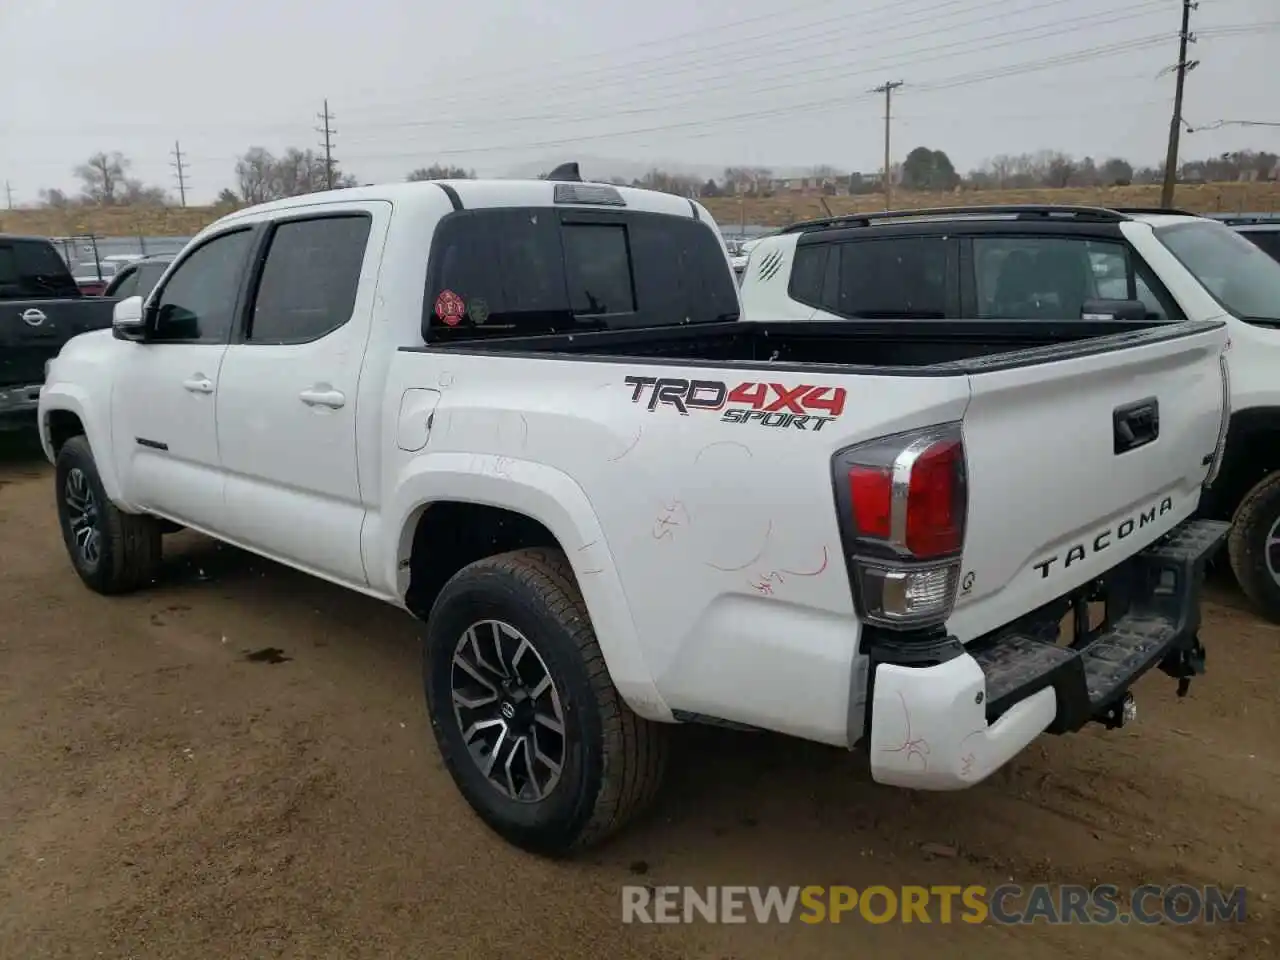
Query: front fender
37 382 126 505
386 450 671 722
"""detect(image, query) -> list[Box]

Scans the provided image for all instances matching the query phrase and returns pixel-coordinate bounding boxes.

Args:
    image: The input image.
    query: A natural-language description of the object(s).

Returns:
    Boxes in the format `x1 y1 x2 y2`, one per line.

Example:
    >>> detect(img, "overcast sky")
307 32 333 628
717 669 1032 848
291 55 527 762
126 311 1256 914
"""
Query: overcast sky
1 0 1275 205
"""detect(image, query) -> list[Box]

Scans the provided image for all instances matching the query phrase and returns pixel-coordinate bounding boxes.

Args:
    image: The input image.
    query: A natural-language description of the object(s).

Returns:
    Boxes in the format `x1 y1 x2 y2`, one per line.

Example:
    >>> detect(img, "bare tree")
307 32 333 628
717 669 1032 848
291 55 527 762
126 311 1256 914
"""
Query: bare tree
235 147 280 204
119 180 168 206
38 187 72 209
75 151 130 205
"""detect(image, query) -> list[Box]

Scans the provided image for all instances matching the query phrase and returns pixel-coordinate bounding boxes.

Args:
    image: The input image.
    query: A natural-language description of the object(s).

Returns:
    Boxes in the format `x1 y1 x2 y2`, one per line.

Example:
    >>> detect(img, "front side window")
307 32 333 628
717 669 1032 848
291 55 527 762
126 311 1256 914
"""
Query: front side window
1156 220 1280 324
973 235 1170 322
248 215 371 344
151 229 253 343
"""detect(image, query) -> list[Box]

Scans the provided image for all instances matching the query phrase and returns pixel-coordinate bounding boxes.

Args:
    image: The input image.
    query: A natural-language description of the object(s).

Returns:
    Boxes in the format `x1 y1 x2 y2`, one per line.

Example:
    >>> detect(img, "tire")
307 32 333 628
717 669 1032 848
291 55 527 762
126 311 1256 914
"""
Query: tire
54 435 162 595
422 548 668 856
1228 470 1280 623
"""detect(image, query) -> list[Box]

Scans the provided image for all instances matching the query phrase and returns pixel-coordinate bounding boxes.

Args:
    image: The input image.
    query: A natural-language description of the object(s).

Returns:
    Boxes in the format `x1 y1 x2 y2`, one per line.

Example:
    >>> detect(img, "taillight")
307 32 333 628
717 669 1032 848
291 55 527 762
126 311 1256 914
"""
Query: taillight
832 423 967 630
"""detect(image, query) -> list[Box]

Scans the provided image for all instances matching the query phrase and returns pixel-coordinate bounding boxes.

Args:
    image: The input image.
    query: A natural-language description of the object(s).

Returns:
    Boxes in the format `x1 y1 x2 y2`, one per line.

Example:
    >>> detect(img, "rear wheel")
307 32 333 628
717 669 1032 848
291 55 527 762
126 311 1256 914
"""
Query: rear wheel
1228 470 1280 623
54 436 161 595
422 548 668 855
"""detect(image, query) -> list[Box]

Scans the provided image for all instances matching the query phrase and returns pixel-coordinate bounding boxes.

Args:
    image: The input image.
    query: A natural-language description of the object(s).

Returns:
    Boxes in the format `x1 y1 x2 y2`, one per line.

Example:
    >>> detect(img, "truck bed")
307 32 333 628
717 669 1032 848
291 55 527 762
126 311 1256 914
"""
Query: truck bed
413 317 1212 374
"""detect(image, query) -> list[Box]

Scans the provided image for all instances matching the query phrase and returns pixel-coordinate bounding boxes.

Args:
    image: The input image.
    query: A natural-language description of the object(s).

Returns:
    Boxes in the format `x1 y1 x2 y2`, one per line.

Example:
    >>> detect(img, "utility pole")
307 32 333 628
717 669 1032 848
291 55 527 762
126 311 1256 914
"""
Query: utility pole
170 141 188 207
4 180 13 210
1161 0 1198 208
317 99 337 190
873 80 904 210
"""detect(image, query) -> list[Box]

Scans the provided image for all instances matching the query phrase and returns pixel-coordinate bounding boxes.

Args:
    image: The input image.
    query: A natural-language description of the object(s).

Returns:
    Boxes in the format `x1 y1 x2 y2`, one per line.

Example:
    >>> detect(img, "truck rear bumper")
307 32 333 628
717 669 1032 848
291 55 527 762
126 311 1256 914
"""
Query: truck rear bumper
0 382 42 429
866 517 1229 790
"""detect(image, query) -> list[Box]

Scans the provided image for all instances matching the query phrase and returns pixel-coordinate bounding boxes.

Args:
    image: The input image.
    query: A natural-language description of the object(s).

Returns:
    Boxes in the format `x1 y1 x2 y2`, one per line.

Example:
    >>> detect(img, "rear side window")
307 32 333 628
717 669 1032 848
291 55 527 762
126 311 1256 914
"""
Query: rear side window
0 239 78 298
248 215 372 344
423 208 738 339
1243 230 1280 263
835 237 947 319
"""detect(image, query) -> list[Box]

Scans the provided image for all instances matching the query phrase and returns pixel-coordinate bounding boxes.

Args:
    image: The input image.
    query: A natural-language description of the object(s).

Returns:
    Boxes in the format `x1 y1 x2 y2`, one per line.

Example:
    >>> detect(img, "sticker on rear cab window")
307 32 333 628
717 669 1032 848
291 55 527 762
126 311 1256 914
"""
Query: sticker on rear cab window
470 297 490 325
435 290 466 326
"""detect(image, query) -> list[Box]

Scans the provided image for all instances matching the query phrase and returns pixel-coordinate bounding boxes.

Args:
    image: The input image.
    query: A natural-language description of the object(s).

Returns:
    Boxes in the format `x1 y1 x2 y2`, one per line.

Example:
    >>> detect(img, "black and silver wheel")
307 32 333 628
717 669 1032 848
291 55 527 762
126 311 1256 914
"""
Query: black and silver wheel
54 436 161 595
450 619 567 803
64 465 103 570
423 548 668 855
1229 470 1280 623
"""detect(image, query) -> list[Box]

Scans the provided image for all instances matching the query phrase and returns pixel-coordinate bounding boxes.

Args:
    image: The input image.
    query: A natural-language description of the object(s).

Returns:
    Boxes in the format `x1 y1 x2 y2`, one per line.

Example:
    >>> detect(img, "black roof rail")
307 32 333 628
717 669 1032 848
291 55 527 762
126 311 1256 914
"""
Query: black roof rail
1108 206 1199 217
777 203 1135 234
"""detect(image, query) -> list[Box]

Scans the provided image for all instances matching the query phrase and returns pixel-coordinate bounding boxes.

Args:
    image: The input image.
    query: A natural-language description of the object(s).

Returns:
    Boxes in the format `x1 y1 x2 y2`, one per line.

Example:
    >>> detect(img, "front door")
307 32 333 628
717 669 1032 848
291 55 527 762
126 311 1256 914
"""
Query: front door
215 207 385 585
111 227 255 529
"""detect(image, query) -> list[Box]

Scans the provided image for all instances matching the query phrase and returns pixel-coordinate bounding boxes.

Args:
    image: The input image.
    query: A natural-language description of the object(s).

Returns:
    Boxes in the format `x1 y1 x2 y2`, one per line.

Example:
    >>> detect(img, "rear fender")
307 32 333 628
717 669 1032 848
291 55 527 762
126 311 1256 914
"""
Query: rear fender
387 451 670 721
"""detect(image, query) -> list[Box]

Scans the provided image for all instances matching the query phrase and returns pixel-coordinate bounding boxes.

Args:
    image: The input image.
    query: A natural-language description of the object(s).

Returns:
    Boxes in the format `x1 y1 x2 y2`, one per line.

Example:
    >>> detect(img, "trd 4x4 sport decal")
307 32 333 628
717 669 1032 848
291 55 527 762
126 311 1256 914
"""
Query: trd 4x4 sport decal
624 376 847 431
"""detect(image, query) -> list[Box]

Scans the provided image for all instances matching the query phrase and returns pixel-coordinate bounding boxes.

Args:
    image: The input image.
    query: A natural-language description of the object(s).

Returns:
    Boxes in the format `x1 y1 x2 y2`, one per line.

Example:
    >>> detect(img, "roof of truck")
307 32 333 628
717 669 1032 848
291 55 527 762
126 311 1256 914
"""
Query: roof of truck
217 177 706 229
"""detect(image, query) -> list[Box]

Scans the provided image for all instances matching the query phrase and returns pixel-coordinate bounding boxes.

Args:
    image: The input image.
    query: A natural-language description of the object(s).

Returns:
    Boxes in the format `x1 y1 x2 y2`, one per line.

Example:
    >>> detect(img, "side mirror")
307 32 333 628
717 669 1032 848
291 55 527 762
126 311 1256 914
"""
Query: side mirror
112 295 147 341
1080 298 1148 323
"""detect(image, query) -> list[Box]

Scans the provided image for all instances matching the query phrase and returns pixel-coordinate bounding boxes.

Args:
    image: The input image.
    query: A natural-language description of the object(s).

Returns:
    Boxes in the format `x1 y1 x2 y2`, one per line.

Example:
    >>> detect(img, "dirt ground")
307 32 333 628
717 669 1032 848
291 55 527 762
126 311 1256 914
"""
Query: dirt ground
1 431 1276 960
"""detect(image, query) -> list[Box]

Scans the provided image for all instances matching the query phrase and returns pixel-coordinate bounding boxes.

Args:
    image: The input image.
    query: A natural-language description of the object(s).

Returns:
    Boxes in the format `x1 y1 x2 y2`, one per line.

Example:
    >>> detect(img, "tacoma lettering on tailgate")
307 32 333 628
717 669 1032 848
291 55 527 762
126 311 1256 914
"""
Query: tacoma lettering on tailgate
1033 496 1175 578
624 376 847 431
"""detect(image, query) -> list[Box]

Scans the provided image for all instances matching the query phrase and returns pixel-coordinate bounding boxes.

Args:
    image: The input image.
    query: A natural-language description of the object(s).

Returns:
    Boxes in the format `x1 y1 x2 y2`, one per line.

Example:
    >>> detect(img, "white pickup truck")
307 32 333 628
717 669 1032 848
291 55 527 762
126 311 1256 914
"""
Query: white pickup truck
39 174 1230 855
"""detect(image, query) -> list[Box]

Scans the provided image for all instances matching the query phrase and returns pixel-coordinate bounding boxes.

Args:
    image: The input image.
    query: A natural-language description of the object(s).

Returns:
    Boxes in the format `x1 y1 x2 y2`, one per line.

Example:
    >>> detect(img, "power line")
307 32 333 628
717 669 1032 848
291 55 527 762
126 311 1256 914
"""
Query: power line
170 140 188 207
324 5 1175 150
1161 0 1198 206
307 35 1174 166
873 81 905 208
316 99 337 190
341 0 1172 131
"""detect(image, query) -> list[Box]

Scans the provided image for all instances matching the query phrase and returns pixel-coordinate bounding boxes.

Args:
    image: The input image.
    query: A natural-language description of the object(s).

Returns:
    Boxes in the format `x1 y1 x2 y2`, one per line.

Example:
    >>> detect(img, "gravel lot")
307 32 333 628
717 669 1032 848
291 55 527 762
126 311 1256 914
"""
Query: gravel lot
1 431 1276 959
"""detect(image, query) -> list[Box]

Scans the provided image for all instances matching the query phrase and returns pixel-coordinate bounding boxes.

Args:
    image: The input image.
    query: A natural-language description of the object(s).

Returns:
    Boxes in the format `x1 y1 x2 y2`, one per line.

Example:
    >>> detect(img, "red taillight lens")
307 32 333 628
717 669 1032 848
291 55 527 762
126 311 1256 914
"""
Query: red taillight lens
905 440 963 558
848 465 892 539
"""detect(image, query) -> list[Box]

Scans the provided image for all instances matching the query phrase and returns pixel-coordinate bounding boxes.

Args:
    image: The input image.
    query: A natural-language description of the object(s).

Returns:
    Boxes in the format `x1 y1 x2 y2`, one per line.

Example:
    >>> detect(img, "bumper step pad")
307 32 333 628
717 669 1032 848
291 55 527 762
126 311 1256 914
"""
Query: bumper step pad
971 518 1230 733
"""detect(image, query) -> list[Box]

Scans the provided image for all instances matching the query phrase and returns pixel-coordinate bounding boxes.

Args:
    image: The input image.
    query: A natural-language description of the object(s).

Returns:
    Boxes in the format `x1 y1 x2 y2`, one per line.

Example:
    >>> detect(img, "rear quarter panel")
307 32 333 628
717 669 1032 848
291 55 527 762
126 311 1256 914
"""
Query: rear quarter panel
383 349 972 744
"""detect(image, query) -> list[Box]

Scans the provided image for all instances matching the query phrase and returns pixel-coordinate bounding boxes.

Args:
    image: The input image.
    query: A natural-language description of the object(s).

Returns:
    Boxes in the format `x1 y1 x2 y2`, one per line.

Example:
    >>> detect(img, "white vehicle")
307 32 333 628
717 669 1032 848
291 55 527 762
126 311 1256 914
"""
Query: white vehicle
739 204 1280 622
39 180 1230 854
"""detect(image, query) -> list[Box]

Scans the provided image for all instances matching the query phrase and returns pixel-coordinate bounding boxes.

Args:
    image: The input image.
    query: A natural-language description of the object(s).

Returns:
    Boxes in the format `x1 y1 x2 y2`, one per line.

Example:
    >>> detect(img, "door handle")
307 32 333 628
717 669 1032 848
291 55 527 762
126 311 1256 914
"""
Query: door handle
1113 396 1159 455
299 387 346 409
182 376 214 394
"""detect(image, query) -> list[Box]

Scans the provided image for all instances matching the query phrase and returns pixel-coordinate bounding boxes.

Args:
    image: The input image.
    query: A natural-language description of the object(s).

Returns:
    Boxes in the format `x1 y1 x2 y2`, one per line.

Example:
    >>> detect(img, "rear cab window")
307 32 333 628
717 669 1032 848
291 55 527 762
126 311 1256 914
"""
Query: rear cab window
0 238 79 298
422 207 739 340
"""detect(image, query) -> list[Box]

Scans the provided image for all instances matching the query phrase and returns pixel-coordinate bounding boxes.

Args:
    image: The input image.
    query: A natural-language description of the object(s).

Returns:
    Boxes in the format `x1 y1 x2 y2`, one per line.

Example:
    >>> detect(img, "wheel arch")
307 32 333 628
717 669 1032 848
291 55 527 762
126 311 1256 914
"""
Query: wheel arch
1201 407 1280 521
39 388 126 504
388 453 671 721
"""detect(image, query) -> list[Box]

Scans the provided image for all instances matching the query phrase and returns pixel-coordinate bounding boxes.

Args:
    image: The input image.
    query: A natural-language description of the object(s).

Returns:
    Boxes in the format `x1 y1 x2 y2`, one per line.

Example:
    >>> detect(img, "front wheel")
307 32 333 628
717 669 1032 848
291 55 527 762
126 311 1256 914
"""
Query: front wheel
1228 470 1280 623
422 548 668 855
54 436 161 595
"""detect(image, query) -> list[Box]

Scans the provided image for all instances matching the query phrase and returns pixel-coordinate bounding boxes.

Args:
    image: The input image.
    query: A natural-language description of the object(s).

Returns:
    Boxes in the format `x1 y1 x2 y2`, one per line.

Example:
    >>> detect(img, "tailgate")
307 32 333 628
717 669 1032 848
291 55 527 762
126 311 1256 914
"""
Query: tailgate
0 299 114 387
948 320 1228 643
